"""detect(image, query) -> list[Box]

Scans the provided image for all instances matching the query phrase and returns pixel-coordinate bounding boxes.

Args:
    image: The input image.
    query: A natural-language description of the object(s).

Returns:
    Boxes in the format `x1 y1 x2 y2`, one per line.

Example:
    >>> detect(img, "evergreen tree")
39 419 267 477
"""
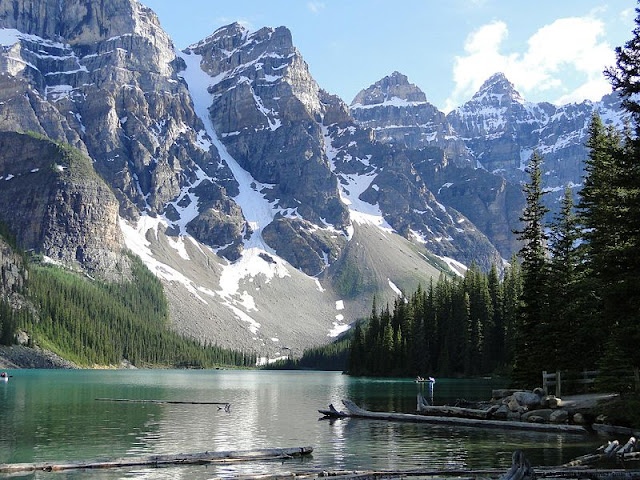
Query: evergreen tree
348 321 365 375
602 13 640 370
547 187 582 370
486 264 505 372
512 152 549 387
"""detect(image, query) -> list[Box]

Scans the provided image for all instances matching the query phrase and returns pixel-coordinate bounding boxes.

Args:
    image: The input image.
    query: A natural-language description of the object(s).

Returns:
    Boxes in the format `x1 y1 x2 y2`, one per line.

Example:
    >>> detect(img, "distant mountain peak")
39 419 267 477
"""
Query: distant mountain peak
351 71 427 107
473 72 524 104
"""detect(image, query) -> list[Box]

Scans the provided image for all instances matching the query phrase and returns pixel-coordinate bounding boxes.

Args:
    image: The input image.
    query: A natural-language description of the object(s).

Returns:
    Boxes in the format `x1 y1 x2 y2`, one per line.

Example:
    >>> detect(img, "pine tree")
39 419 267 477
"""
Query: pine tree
512 152 549 387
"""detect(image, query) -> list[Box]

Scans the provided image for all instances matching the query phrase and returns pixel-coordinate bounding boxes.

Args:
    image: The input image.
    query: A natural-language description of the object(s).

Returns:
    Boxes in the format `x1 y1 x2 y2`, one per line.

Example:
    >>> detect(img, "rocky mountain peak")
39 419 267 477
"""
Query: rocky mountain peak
472 72 524 105
0 0 169 47
351 71 427 107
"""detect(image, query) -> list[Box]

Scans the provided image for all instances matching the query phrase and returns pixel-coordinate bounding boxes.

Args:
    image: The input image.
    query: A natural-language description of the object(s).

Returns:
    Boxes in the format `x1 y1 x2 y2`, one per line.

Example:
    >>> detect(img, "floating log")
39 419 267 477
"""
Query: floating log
338 399 589 434
95 398 230 407
0 446 313 474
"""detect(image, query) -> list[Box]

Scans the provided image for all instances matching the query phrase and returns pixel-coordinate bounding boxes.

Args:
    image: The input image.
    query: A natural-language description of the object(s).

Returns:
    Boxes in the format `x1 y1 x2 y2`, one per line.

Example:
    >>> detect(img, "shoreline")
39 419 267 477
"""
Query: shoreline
0 345 78 369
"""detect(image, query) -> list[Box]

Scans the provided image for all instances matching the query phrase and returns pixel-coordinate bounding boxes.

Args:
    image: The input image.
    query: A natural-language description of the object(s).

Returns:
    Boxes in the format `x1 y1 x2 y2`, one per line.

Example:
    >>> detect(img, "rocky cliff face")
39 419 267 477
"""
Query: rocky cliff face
447 73 626 190
0 0 244 260
351 72 470 165
0 132 128 279
183 23 350 274
0 237 27 308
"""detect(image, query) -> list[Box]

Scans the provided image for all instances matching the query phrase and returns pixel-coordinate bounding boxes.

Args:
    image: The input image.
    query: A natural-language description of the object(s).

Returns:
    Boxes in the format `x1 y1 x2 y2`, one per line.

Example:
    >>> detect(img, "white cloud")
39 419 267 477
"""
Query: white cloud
445 16 616 111
307 2 326 14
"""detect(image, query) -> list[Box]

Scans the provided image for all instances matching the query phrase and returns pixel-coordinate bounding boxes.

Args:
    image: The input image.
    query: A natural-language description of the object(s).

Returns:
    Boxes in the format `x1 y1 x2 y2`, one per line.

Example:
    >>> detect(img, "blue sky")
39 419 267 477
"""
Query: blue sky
142 0 635 111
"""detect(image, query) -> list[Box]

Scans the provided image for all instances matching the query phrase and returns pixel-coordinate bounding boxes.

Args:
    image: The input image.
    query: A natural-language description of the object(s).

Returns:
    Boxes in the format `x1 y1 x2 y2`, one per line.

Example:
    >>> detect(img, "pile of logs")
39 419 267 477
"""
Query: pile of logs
320 399 589 434
563 437 639 467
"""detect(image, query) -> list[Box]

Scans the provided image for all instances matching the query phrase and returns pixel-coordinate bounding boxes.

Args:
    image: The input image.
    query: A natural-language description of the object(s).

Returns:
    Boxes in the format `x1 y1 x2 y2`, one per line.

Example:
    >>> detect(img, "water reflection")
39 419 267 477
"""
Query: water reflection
0 370 606 480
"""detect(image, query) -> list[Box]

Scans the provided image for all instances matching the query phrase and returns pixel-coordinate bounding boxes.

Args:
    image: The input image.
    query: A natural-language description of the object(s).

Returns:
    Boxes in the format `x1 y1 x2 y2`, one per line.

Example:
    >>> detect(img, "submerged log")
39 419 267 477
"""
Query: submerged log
95 398 230 406
339 399 589 434
0 447 313 474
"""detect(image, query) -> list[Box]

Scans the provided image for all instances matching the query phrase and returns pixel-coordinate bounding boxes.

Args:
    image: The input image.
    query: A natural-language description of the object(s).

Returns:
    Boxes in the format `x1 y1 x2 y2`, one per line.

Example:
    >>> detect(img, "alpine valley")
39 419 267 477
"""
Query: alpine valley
0 0 627 362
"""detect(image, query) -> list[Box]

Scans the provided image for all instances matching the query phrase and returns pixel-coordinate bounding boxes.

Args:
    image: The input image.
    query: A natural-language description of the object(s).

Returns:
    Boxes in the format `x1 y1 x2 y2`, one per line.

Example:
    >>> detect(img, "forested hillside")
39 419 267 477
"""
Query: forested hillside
0 246 256 368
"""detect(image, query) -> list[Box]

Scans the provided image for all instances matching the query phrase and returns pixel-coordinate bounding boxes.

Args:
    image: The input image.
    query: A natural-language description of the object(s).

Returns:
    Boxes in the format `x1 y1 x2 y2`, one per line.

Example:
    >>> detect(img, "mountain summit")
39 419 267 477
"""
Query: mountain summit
351 71 427 107
472 72 525 105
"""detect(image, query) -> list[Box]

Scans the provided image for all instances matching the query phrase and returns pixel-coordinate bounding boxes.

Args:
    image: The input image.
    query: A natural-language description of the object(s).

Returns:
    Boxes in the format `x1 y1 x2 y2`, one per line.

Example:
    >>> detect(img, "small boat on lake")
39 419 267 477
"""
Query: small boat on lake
0 372 8 382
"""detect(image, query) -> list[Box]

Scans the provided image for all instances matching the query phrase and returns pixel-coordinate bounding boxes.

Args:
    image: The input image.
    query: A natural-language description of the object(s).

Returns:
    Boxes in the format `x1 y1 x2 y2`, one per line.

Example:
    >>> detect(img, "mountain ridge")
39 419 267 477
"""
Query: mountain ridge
0 0 627 361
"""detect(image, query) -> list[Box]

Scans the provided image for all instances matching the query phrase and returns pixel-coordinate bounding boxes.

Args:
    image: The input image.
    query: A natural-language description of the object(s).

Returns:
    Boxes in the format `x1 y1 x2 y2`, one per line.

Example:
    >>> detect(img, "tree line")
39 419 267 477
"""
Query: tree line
347 264 521 378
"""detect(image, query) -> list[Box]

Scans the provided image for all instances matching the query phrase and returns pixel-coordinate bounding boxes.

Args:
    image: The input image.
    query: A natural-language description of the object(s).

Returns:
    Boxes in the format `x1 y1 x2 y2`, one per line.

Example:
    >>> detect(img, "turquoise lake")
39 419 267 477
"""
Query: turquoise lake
0 370 605 479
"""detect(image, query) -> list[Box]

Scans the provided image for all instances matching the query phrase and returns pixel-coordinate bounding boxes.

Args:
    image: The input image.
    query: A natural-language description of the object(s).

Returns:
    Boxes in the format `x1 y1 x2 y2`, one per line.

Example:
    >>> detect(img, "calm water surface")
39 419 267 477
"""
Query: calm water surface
0 370 604 479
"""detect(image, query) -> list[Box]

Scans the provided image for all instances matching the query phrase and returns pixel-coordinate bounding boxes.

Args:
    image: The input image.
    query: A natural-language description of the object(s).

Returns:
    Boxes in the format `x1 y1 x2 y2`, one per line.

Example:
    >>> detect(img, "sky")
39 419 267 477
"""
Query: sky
141 0 636 112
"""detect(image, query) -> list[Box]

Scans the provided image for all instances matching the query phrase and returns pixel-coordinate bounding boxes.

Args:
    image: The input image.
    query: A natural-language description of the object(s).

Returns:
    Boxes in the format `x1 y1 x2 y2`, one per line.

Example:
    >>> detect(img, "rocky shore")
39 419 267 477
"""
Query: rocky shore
0 345 77 369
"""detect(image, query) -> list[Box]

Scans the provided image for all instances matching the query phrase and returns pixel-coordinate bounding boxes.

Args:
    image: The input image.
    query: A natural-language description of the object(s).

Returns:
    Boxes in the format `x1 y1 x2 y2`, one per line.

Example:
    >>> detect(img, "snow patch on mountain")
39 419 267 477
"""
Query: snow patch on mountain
323 126 394 239
119 215 212 304
177 49 298 316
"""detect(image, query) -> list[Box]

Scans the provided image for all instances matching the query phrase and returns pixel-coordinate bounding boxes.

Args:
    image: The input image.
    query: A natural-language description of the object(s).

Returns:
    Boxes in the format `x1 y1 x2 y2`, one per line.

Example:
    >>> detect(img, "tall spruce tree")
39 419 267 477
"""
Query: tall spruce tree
547 187 582 370
512 152 549 387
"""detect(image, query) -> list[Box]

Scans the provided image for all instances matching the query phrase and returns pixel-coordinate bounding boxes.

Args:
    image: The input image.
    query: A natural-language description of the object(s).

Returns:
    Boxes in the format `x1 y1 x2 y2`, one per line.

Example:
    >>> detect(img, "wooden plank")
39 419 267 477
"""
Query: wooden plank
340 400 589 434
0 447 313 474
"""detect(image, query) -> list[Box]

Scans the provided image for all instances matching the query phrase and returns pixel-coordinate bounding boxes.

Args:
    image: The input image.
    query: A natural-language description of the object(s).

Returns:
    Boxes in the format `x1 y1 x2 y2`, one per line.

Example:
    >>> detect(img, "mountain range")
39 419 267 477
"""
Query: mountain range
0 0 627 361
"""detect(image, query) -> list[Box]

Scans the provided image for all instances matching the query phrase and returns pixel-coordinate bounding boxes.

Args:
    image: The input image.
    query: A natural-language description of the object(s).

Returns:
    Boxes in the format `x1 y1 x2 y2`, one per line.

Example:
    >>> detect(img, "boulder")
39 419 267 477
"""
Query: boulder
507 411 522 422
573 413 586 424
508 397 521 412
522 409 553 423
526 415 546 424
15 330 29 346
549 410 569 424
513 391 542 409
493 405 510 420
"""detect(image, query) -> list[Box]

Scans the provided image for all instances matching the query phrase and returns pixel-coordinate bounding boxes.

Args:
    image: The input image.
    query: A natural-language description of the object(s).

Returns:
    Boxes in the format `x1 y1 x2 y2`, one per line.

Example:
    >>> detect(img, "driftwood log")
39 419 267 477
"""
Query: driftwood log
417 393 497 419
563 437 639 467
0 447 313 474
318 403 348 418
500 450 536 480
201 466 640 480
337 399 589 434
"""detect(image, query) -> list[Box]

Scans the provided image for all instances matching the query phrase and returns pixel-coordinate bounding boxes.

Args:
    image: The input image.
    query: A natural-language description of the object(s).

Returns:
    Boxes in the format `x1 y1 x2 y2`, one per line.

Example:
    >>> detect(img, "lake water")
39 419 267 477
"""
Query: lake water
0 370 604 479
